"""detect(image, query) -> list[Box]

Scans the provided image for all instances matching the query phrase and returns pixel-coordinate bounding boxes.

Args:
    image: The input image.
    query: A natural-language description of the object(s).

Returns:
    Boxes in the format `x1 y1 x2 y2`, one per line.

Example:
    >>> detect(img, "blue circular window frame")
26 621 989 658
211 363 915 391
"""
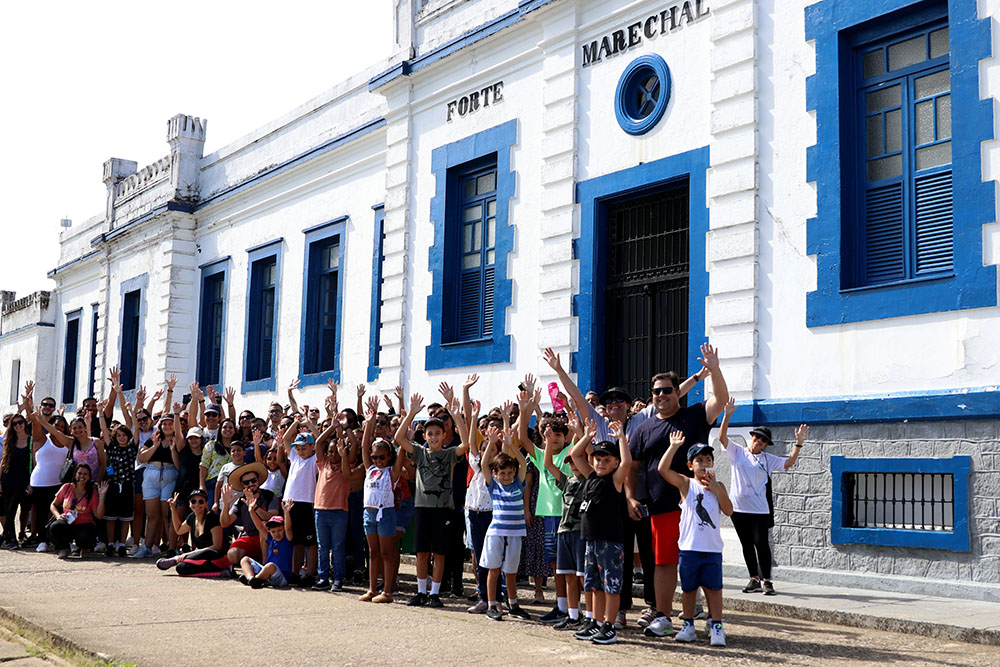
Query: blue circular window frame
614 54 672 136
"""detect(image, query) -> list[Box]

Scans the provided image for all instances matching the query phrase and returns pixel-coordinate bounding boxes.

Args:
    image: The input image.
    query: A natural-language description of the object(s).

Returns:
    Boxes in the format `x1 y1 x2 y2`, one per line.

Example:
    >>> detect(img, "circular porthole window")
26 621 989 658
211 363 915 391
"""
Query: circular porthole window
614 54 672 135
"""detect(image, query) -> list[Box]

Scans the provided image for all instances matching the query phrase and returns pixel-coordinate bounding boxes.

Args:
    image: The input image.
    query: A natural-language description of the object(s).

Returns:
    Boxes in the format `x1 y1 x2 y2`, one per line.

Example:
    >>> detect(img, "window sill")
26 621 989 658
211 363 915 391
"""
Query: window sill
840 272 954 294
441 337 493 348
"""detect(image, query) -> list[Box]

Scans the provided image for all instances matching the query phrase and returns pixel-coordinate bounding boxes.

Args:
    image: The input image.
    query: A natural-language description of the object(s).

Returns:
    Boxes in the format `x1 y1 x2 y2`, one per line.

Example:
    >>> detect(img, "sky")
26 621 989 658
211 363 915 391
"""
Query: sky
0 1 394 298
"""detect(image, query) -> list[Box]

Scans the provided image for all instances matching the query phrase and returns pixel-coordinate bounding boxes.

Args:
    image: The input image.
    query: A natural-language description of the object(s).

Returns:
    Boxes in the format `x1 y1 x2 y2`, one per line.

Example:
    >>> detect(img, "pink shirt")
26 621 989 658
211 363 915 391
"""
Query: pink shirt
314 457 350 511
54 483 100 525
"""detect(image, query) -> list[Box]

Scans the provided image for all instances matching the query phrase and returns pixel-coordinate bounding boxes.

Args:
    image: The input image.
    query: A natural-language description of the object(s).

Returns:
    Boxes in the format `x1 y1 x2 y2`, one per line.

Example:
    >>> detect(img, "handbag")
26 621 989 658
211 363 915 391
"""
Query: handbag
59 449 74 484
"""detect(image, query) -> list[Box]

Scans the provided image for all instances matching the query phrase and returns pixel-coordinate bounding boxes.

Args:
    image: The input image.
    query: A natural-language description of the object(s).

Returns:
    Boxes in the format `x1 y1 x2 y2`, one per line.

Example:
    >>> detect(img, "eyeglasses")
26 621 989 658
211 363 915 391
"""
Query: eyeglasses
189 498 206 505
240 477 258 485
375 419 388 426
137 416 150 423
239 415 252 421
651 386 675 396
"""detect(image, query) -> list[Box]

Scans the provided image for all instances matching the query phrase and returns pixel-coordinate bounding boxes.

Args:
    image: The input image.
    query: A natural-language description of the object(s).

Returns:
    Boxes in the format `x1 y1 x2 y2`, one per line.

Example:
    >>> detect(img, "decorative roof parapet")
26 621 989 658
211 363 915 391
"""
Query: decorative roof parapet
116 155 171 201
2 290 51 316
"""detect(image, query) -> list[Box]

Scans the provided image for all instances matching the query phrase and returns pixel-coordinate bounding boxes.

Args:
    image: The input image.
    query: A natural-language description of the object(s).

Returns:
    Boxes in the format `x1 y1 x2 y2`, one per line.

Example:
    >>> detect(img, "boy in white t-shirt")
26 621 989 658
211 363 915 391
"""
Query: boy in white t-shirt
279 426 318 587
657 432 733 647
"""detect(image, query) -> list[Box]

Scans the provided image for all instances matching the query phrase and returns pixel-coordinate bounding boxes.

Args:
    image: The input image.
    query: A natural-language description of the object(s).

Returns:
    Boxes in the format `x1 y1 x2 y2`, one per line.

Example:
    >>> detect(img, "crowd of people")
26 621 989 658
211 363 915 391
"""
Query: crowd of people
0 344 809 647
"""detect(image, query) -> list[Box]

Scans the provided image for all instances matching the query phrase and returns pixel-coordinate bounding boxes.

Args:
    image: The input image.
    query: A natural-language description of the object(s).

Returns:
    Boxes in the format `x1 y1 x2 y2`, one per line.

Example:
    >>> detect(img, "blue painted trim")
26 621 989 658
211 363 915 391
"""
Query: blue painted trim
61 308 83 407
425 120 517 371
575 147 710 402
723 386 1000 426
196 260 229 388
47 249 100 278
614 54 672 135
367 206 385 383
242 240 283 394
0 321 55 340
117 273 148 393
198 255 231 270
805 0 997 326
198 118 386 210
300 218 347 386
369 0 559 90
830 456 970 551
87 304 99 398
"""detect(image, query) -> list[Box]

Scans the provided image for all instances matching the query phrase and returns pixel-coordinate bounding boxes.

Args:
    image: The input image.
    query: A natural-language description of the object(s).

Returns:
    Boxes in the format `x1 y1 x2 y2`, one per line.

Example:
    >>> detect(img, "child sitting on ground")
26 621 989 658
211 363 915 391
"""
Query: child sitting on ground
241 498 295 589
568 419 632 645
481 427 529 621
657 431 733 647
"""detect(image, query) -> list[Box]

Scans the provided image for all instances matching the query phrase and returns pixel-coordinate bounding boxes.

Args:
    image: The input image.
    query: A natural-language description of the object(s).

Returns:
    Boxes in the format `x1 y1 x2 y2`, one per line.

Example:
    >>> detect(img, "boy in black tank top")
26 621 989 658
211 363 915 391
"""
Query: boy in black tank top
568 420 632 645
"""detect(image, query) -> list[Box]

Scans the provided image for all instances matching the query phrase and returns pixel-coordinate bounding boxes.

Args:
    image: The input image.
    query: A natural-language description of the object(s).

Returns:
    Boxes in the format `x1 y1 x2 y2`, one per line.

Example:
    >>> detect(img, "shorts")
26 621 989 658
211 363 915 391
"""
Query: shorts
481 535 523 573
133 467 145 490
230 534 262 561
141 465 178 501
542 516 560 563
247 558 289 588
678 550 723 592
395 496 414 534
103 481 135 521
651 510 681 565
584 540 625 594
363 507 397 538
413 506 452 555
289 501 317 546
555 530 585 577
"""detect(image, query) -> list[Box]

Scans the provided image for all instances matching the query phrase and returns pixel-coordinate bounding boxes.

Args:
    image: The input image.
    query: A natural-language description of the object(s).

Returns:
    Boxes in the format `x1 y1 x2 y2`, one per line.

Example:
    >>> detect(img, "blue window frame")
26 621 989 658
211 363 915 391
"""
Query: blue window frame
426 120 516 370
198 259 229 387
831 456 970 551
244 240 282 392
61 309 82 406
805 0 996 325
614 54 672 136
301 217 347 385
88 304 99 398
367 206 385 382
117 273 148 394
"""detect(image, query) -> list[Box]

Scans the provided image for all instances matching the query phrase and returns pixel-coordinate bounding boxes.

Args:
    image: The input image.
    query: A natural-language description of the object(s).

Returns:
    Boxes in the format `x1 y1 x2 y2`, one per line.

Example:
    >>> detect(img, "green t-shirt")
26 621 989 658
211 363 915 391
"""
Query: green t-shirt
526 446 570 517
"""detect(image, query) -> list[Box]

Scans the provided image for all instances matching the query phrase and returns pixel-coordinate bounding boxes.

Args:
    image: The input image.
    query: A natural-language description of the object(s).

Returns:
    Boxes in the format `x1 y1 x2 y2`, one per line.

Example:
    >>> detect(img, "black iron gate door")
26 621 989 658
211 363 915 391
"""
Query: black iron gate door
604 183 689 403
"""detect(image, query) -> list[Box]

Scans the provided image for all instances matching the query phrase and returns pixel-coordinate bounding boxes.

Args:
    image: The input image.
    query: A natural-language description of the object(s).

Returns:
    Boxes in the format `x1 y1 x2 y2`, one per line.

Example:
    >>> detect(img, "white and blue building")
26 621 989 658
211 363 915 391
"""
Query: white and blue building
2 0 998 599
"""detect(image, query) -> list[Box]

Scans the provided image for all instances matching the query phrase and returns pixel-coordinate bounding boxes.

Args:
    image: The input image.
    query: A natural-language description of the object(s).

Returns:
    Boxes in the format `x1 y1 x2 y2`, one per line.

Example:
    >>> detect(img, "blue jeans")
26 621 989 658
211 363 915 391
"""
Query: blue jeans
315 509 348 581
467 509 492 601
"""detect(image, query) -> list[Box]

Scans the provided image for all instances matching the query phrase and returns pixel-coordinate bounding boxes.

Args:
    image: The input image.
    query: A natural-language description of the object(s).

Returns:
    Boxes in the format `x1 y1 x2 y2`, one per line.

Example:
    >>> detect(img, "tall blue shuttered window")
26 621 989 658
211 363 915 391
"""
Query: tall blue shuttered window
62 311 81 405
452 163 497 342
120 290 141 390
849 16 952 288
305 236 341 375
246 255 278 384
198 264 227 386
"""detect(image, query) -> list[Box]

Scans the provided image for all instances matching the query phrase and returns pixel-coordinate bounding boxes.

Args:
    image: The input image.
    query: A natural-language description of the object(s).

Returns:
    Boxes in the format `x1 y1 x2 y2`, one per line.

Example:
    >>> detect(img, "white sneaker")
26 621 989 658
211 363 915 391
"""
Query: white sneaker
132 546 151 559
709 621 726 646
35 542 48 553
642 615 674 637
95 541 106 552
675 622 697 642
149 545 161 557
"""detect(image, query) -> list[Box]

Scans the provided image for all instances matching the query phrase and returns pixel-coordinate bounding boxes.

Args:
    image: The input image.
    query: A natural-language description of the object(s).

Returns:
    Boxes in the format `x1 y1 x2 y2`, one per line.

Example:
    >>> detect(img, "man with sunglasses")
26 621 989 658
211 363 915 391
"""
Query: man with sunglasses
221 461 280 565
628 343 729 638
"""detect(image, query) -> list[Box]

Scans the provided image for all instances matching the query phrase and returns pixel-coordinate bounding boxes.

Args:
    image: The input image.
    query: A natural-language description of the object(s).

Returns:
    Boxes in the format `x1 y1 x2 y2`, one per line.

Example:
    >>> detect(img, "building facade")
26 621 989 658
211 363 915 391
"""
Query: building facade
2 0 998 599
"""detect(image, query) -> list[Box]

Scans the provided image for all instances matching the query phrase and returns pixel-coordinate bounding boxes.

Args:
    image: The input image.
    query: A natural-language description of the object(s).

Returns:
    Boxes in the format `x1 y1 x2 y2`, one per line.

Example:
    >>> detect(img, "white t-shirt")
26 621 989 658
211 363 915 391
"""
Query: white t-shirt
465 452 492 512
677 481 724 553
725 444 786 514
285 447 318 504
262 468 285 496
30 437 67 487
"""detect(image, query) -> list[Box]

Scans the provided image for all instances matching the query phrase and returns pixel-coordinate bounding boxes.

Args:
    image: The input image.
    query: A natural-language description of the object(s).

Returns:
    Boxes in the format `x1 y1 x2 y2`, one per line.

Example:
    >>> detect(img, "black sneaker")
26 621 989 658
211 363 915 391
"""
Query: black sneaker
105 544 115 558
299 574 316 589
486 606 504 621
331 580 344 591
507 604 531 620
407 592 428 607
250 578 265 589
540 606 567 624
312 578 331 591
573 619 599 641
117 545 127 558
554 616 582 631
591 623 618 645
743 578 762 593
238 575 250 586
763 580 776 595
427 594 444 608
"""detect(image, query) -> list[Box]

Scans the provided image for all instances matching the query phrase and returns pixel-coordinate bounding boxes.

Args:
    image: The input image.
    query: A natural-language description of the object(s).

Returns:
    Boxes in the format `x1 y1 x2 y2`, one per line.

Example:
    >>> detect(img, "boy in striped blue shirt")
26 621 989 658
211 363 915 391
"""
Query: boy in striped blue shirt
481 428 529 621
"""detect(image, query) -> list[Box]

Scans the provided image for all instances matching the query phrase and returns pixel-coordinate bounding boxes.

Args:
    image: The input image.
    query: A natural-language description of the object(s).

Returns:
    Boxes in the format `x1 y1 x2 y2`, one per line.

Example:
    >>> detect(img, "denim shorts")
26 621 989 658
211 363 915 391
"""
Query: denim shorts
542 516 560 563
584 540 625 594
395 496 414 534
555 530 585 577
248 558 289 588
141 465 178 501
363 506 397 538
679 550 723 593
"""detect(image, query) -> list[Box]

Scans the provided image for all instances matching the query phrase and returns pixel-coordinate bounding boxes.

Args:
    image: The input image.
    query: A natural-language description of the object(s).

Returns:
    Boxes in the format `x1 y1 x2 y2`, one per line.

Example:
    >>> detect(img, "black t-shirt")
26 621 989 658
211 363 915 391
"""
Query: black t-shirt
580 471 626 544
444 434 468 510
177 446 203 495
185 511 223 550
629 401 713 515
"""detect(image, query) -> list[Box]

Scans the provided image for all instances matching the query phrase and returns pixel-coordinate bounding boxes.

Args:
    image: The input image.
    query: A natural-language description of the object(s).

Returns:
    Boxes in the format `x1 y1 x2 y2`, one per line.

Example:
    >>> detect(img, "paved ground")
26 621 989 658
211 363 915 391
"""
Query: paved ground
2 550 1000 666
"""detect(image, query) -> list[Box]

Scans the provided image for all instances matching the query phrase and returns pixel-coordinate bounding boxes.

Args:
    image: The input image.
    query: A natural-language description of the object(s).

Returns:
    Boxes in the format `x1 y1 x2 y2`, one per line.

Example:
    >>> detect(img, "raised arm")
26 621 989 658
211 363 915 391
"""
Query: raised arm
356 384 366 421
705 470 733 516
360 397 379 469
543 431 565 483
219 484 238 528
167 493 189 536
314 419 341 466
392 393 424 454
97 400 113 446
610 420 632 490
569 418 597 476
543 348 588 425
699 343 729 425
281 498 294 542
516 389 537 458
187 382 202 428
657 430 689 497
461 374 479 428
224 386 236 422
94 481 109 521
718 398 736 449
172 405 185 452
503 427 527 483
36 412 72 447
105 367 120 420
678 366 710 398
466 400 482 457
446 397 470 458
785 424 809 470
287 379 301 415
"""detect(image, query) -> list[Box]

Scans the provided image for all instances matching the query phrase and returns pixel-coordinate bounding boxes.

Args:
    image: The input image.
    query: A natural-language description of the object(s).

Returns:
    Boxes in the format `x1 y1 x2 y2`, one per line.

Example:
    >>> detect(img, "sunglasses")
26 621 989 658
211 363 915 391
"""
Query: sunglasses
375 419 389 426
10 420 26 427
436 413 452 421
308 409 320 413
189 498 206 505
41 403 56 409
269 409 282 414
137 416 151 422
651 386 675 396
603 397 628 405
372 454 388 461
240 477 258 485
239 415 252 421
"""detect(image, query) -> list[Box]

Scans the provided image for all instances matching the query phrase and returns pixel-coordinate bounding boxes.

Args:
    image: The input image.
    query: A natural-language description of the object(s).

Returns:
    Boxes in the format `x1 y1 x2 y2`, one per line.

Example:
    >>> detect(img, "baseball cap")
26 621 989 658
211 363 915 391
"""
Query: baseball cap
265 516 285 527
205 404 221 415
590 440 621 459
687 443 715 461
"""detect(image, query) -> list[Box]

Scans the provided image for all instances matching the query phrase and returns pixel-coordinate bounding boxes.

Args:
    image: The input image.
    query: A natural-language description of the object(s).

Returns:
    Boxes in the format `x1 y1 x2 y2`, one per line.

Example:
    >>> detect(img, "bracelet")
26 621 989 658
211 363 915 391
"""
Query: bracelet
794 443 803 448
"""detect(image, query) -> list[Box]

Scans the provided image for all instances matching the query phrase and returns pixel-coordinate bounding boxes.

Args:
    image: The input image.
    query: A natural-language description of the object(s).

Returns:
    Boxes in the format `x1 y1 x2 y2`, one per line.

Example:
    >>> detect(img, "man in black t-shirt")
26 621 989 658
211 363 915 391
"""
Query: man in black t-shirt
627 343 728 635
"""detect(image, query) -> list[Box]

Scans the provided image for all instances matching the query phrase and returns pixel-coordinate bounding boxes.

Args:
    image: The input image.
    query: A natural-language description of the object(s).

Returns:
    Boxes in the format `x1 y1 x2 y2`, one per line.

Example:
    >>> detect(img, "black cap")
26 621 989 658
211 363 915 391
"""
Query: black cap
687 443 715 461
599 386 632 406
749 426 773 445
423 417 445 432
590 440 621 459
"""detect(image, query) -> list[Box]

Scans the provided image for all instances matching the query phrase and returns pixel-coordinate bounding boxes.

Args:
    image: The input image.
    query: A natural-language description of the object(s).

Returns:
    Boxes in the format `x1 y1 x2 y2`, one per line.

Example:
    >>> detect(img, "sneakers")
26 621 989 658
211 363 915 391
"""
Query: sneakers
467 599 489 614
643 615 675 638
358 590 376 602
709 621 726 646
540 606 567 624
613 611 626 630
507 604 531 620
105 544 115 558
57 549 71 559
693 604 708 621
299 574 316 589
149 545 161 557
573 619 600 641
372 592 394 604
95 541 106 552
763 580 776 596
331 580 344 591
407 593 428 607
427 594 444 608
742 577 762 593
554 615 583 631
637 607 660 628
675 621 697 642
313 578 332 592
633 566 644 583
35 542 49 553
591 623 617 645
131 546 151 559
250 578 265 589
155 557 178 570
486 605 504 621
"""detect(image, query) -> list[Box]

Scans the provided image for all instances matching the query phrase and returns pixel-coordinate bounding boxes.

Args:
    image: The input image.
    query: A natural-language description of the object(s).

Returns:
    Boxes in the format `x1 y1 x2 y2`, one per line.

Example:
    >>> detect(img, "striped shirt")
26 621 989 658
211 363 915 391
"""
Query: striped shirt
486 477 526 537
